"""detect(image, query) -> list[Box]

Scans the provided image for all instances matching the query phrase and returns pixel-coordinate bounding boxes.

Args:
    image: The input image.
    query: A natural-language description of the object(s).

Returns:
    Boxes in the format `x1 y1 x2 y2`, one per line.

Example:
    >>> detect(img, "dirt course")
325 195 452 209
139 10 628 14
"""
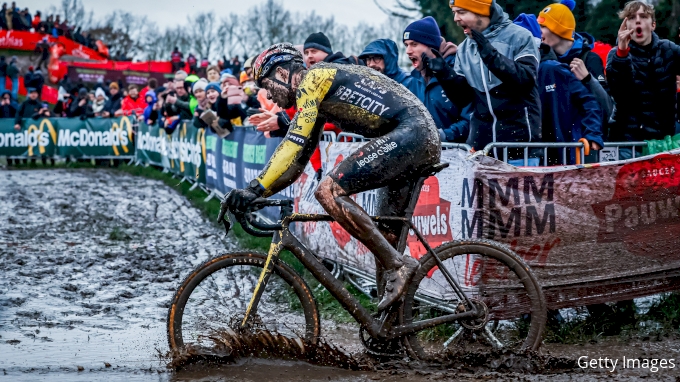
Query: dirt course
1 168 680 381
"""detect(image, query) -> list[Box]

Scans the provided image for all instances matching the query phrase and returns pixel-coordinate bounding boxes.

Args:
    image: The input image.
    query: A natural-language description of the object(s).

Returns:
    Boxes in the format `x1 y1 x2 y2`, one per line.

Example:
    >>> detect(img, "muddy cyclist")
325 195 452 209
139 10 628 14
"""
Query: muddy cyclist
222 43 442 311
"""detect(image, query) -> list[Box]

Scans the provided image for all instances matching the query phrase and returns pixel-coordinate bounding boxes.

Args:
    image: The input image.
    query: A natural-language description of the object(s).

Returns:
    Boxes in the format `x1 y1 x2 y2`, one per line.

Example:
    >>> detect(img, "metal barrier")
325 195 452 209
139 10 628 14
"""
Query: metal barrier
337 132 370 142
322 131 337 142
482 141 650 166
441 142 473 152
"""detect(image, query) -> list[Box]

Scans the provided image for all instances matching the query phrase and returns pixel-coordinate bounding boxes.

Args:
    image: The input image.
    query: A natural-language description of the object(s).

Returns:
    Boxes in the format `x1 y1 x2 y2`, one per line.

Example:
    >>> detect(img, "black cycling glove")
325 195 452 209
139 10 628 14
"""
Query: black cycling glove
224 185 261 213
469 30 496 61
421 49 454 80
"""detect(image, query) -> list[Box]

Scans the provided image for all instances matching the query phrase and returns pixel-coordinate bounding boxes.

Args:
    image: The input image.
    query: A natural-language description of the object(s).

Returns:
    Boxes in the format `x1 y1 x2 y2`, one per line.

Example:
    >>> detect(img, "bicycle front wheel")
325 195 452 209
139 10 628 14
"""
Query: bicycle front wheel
167 252 320 352
403 240 546 360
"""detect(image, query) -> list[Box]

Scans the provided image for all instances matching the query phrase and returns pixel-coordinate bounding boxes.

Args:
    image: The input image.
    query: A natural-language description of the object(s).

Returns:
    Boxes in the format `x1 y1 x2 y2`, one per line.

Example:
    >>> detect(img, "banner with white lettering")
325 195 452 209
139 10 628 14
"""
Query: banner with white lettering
293 143 680 307
57 117 134 158
0 118 57 157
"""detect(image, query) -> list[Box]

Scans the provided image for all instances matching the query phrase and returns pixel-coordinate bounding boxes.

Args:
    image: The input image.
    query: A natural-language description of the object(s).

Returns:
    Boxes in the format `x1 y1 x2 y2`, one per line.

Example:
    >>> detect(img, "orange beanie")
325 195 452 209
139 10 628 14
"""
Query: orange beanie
449 0 492 17
537 1 576 41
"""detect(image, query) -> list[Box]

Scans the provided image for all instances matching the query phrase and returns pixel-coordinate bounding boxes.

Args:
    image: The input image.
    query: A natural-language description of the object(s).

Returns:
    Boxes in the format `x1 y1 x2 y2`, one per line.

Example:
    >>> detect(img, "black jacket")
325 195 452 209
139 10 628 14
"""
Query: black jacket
15 99 44 125
607 33 680 141
69 98 93 118
323 52 365 66
104 92 123 115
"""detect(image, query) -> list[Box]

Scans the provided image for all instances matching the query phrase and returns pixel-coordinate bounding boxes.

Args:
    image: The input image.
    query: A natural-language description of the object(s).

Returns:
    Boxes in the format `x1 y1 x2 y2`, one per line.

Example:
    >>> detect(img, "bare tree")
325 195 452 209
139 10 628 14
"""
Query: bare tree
187 12 217 59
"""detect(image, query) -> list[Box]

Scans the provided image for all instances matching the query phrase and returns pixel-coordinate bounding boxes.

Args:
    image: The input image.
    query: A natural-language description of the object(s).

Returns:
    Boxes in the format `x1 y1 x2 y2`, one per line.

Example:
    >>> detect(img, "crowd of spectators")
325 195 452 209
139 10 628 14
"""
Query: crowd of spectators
4 0 680 169
0 2 100 52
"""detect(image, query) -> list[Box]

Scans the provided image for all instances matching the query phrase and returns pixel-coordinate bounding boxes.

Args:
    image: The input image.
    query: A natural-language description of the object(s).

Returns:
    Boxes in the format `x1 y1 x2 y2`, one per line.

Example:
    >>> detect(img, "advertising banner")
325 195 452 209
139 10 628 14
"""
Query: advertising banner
292 142 680 308
56 117 134 158
67 66 173 86
0 118 58 157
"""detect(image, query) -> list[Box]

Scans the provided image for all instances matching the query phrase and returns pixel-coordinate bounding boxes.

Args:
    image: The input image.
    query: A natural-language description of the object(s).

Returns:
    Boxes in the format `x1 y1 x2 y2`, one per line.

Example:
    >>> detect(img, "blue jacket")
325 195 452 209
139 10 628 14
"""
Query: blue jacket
538 44 603 163
359 39 411 87
407 55 470 143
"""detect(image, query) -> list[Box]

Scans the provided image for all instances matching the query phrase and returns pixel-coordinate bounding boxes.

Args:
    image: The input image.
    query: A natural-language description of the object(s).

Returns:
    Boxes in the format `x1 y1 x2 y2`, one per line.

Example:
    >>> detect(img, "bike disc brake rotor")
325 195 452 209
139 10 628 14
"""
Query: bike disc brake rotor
459 298 489 331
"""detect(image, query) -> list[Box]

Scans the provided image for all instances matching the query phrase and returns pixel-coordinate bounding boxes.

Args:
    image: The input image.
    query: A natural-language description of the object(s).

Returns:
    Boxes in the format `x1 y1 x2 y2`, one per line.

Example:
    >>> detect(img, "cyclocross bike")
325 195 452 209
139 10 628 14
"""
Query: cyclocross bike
167 163 547 360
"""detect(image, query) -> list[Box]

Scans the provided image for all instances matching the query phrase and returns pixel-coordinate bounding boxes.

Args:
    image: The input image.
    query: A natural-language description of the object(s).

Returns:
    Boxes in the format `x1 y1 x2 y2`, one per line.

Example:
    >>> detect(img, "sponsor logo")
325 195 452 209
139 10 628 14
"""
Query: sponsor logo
404 32 410 40
288 133 307 147
408 176 453 265
592 154 680 259
356 141 398 168
0 119 57 155
545 84 556 93
333 85 391 116
0 31 24 48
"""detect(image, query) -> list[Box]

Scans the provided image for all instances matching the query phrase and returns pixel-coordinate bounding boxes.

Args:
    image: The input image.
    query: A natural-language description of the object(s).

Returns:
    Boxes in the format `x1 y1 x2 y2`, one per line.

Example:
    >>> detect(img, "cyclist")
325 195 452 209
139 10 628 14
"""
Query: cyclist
223 43 441 311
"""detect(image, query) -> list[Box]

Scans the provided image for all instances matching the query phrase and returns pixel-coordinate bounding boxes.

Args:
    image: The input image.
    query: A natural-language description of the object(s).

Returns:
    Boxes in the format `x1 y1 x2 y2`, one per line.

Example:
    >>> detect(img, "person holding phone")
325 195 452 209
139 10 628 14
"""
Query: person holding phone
15 87 50 130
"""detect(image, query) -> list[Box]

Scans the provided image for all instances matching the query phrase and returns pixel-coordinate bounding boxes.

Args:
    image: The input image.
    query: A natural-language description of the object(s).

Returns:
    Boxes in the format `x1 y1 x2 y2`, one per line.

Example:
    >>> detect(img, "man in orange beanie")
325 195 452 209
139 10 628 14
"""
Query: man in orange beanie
424 0 541 163
538 0 612 127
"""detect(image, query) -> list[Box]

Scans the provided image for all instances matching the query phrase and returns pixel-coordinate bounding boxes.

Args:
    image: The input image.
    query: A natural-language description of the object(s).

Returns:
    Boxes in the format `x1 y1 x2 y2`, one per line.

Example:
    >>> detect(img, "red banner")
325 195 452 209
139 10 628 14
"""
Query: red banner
0 30 105 61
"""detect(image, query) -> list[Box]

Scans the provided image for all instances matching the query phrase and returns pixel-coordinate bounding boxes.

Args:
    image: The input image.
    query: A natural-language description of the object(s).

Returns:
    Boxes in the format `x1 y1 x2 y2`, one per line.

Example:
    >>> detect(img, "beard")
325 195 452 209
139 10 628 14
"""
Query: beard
270 85 295 109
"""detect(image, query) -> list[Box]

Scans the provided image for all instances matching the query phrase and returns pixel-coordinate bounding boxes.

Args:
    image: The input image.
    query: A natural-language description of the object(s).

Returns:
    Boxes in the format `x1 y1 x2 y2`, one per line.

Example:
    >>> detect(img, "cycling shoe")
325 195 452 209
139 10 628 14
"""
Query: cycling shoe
377 255 420 311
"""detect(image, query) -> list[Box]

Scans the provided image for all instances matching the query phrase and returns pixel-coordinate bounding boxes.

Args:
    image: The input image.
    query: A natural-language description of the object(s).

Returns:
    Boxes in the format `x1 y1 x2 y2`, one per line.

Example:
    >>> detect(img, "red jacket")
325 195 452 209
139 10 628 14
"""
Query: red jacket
121 95 146 116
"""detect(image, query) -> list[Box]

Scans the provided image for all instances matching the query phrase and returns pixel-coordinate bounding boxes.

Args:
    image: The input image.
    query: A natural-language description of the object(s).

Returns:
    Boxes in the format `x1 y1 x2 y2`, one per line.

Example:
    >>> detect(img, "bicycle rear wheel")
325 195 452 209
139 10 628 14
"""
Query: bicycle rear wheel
167 252 320 352
402 240 546 360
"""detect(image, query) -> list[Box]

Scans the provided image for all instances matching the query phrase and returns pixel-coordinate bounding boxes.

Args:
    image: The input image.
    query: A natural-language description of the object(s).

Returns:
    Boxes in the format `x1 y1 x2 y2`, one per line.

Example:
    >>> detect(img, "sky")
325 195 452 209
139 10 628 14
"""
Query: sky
26 0 390 29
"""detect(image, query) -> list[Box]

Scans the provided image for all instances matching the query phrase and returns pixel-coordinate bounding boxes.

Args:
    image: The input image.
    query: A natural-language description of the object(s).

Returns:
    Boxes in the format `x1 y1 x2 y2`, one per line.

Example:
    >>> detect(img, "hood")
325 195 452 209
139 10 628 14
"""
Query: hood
0 90 10 98
145 91 158 105
560 33 586 61
578 32 596 49
359 39 407 81
486 0 512 38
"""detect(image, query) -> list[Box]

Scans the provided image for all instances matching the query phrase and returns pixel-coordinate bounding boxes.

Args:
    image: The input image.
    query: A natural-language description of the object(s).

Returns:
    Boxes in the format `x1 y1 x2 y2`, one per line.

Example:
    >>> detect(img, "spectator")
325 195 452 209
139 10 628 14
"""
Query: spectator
92 87 107 116
36 37 51 70
5 2 12 30
402 17 470 143
206 65 220 83
0 89 17 117
164 70 193 120
15 87 50 129
230 55 242 74
437 0 542 162
31 10 39 30
359 39 412 86
192 78 208 115
6 56 19 101
187 53 198 74
170 47 184 72
69 87 94 119
538 0 613 131
118 84 146 118
606 1 680 157
0 4 7 30
52 86 72 117
515 13 603 164
303 32 363 66
140 77 157 100
142 90 158 125
103 81 122 117
25 68 44 96
0 56 6 94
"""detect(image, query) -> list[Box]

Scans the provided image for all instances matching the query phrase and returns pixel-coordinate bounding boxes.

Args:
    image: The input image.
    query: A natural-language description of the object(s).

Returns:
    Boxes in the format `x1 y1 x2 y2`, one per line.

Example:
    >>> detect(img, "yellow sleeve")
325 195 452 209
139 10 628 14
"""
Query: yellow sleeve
256 68 336 195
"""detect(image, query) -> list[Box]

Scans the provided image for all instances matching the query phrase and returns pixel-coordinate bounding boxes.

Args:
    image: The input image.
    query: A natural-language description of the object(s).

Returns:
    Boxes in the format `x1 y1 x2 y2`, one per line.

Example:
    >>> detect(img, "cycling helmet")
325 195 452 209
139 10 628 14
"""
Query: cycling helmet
253 43 304 87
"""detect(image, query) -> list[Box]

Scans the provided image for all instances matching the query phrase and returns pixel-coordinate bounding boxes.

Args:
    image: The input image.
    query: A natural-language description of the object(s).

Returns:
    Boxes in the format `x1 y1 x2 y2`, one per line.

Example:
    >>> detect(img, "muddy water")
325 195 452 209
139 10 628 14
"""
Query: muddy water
2 168 680 381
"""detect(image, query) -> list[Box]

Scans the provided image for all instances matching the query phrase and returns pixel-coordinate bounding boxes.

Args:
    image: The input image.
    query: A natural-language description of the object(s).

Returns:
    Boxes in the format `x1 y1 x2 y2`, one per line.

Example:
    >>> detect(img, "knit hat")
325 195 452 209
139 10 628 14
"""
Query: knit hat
109 82 119 91
513 14 543 49
205 82 221 94
95 87 107 99
449 0 492 17
304 32 333 55
192 78 208 93
27 87 38 94
537 0 576 41
403 16 441 49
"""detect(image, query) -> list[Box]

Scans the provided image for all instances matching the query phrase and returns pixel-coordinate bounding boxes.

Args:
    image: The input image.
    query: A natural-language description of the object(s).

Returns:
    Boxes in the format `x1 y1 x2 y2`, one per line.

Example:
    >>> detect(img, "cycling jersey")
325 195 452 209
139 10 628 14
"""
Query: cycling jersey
256 62 440 197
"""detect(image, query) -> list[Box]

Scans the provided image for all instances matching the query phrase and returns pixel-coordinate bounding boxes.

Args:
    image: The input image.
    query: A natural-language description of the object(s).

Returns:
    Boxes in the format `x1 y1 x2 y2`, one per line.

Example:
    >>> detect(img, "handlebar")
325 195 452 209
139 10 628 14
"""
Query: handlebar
217 196 293 238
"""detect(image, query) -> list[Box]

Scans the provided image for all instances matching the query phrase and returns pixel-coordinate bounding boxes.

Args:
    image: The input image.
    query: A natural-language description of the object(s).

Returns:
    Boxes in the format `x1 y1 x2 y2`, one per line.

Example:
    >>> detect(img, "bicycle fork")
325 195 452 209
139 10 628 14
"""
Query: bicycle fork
241 231 283 328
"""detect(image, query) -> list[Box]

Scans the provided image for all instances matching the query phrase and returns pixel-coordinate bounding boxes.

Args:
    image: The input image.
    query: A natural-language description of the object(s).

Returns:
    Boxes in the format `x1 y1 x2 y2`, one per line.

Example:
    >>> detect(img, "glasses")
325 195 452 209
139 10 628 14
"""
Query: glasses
364 56 384 64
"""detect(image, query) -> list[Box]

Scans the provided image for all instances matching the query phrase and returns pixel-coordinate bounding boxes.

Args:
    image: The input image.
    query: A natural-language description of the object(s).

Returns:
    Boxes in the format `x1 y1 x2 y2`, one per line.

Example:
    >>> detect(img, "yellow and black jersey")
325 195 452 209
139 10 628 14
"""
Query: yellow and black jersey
256 63 433 197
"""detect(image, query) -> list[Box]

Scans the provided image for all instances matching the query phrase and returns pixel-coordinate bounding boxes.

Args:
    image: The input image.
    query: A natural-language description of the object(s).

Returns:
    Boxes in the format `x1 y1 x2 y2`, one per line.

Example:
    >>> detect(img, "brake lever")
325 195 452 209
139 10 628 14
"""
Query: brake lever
217 194 233 236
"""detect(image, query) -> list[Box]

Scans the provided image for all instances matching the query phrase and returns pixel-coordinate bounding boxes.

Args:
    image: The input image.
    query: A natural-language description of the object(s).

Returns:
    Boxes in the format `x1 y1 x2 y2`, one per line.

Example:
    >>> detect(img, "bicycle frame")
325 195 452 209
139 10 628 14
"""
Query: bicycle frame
241 212 481 341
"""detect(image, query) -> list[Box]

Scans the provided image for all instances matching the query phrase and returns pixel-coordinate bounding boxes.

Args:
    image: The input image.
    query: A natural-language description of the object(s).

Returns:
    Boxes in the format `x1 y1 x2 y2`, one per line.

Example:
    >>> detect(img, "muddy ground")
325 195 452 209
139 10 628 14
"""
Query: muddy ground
1 168 680 381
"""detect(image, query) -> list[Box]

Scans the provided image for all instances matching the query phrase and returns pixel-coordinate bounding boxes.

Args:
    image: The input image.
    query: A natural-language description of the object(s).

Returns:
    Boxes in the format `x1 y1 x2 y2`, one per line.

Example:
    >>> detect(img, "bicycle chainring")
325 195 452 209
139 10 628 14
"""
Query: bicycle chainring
459 298 489 331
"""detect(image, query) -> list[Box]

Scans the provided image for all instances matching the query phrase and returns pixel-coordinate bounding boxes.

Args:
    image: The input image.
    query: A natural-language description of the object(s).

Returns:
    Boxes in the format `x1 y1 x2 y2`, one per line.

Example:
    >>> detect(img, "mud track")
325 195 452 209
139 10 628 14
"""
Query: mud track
2 168 680 381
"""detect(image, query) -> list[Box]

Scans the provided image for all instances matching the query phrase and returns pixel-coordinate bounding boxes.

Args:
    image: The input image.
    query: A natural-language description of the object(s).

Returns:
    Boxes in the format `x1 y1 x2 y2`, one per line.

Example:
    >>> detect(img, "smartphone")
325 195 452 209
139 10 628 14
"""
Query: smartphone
42 103 48 109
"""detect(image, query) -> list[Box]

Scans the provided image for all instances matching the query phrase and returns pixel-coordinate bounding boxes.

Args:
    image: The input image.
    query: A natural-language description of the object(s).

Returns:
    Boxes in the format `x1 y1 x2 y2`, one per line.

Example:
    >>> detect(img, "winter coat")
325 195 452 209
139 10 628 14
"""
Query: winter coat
69 98 93 118
538 44 603 163
173 94 194 120
120 95 146 116
143 91 157 123
6 61 18 79
104 92 123 115
359 39 411 86
407 55 470 143
557 33 613 123
15 98 44 125
446 2 542 152
25 70 45 91
0 91 17 118
606 33 680 142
